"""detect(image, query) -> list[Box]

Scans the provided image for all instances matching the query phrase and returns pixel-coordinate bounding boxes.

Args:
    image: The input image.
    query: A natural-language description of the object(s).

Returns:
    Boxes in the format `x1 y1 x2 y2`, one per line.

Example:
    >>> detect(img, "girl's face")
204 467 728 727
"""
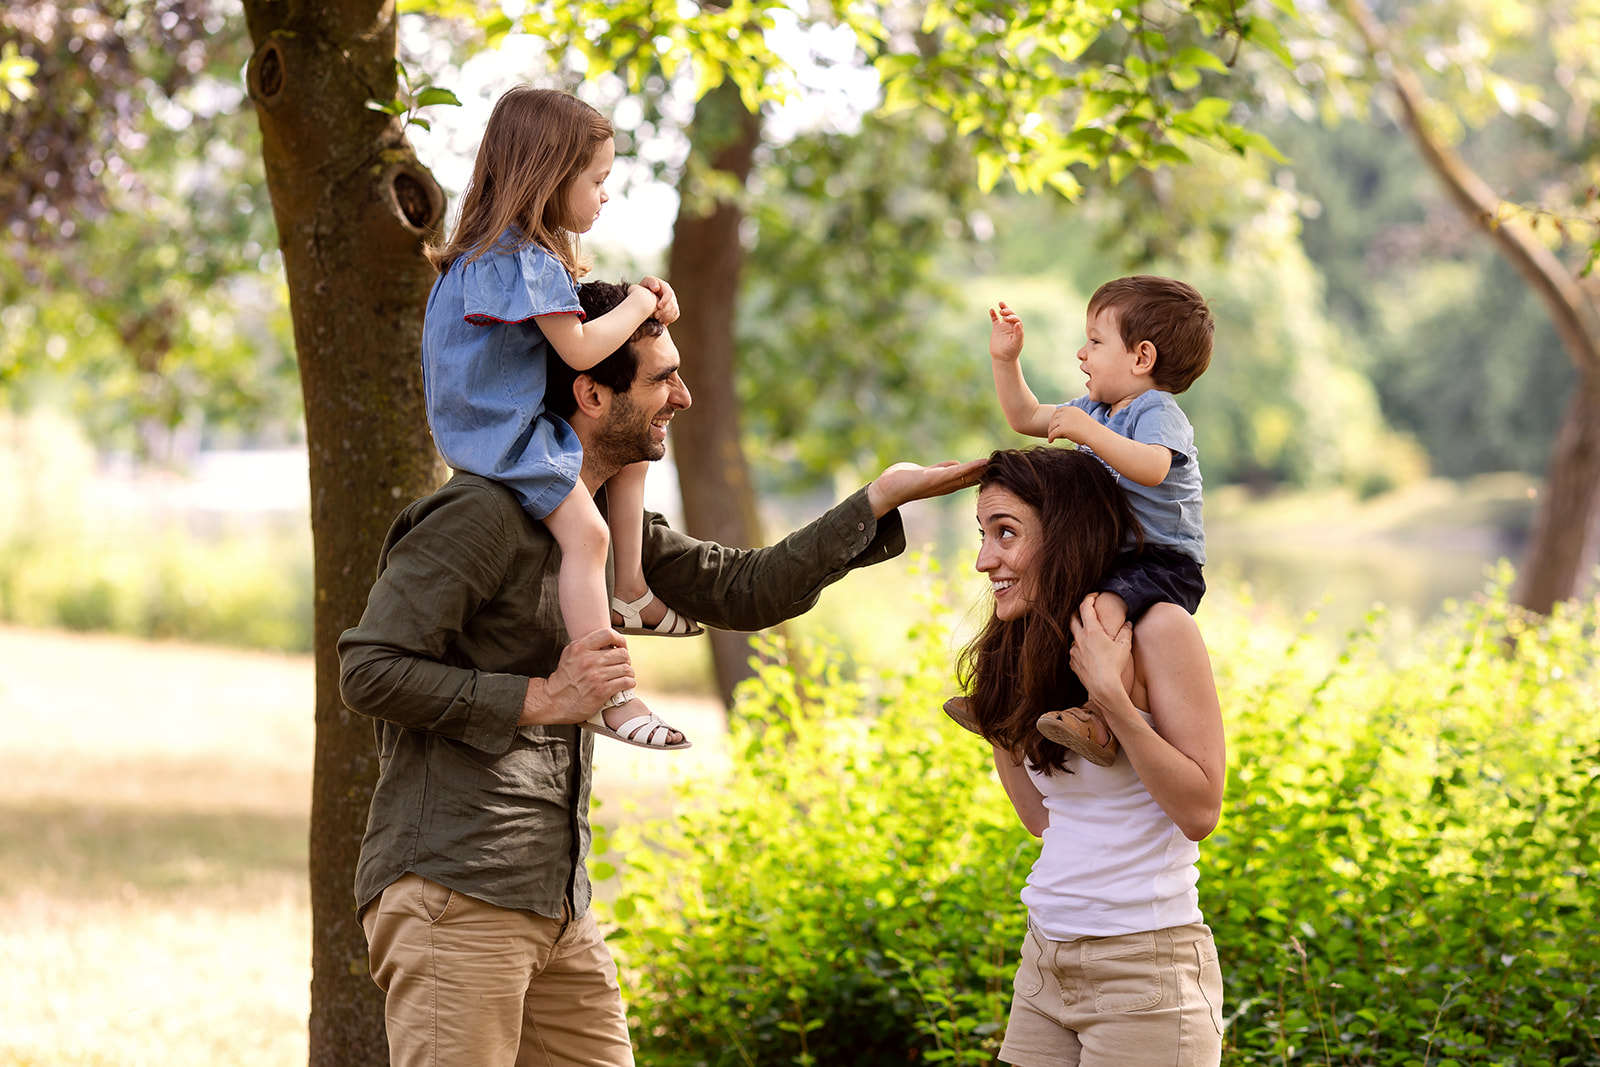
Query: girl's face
564 138 615 234
975 485 1042 622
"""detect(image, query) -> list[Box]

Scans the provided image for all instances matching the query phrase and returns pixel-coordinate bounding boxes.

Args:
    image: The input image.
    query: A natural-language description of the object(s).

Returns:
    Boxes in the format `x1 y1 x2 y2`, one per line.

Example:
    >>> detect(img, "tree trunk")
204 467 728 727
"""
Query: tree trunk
242 3 444 1063
1339 0 1600 609
666 83 766 704
1516 370 1600 612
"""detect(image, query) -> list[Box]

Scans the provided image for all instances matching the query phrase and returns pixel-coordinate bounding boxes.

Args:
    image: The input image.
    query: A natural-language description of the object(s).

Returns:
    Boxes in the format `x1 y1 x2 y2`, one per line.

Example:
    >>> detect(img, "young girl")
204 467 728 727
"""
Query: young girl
421 86 696 750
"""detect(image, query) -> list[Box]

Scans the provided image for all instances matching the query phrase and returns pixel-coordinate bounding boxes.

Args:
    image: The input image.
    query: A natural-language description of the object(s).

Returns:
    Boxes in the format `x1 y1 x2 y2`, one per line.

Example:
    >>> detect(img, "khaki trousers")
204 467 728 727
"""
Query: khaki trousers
362 872 633 1067
999 922 1223 1067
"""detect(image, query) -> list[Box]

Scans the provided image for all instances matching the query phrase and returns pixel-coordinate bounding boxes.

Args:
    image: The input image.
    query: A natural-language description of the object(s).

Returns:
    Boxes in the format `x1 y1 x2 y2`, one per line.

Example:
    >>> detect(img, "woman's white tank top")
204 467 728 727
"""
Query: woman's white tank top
1021 710 1203 939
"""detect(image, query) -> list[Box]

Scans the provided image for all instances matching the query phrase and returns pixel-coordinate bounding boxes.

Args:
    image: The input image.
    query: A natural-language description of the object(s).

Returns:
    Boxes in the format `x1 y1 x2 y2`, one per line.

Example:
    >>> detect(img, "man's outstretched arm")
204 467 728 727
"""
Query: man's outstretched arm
642 458 986 633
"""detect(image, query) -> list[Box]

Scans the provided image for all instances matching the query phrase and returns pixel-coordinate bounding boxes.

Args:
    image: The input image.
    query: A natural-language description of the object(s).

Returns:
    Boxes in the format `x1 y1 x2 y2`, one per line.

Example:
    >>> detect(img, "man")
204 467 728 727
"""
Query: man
338 279 983 1067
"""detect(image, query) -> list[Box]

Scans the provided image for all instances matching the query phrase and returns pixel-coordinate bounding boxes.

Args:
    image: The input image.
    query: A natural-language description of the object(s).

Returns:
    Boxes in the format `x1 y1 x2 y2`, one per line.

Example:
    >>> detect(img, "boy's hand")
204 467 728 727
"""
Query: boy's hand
1047 404 1095 444
638 276 680 325
989 302 1024 363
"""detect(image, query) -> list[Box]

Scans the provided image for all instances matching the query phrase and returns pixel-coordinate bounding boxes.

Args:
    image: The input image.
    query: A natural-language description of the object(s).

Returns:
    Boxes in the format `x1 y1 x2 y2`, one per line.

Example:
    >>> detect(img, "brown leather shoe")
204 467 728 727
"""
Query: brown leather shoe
942 695 982 735
1037 706 1118 766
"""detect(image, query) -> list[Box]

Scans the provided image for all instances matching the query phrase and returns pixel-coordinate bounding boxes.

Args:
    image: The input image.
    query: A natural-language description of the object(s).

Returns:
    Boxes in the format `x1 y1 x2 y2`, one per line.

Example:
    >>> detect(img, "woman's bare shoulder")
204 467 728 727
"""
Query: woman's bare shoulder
1132 602 1203 646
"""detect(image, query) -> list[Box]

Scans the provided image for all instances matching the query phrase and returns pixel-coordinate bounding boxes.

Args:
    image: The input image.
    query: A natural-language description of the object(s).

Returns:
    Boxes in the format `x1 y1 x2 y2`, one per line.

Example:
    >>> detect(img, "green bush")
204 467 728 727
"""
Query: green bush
594 572 1600 1066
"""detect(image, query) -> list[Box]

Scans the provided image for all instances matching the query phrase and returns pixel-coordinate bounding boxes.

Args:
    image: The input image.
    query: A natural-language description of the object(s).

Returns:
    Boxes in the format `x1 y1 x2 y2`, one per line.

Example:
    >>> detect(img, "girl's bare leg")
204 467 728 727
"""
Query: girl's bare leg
544 484 682 742
606 461 666 628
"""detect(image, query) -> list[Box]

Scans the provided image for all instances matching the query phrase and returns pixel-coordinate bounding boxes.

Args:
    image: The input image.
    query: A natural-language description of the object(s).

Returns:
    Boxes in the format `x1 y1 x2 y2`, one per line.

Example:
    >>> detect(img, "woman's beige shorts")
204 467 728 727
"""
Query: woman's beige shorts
999 921 1224 1067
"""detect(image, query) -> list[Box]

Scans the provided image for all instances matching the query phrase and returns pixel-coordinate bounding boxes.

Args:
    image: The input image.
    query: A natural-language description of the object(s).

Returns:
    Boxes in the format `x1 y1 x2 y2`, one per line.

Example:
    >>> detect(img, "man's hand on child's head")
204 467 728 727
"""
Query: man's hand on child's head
1047 404 1094 445
989 301 1024 363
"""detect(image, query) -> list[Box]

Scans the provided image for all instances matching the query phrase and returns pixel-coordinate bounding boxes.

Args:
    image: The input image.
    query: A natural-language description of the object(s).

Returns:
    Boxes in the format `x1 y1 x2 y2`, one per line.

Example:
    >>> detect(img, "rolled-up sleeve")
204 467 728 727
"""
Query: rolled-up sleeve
641 487 906 632
338 486 529 756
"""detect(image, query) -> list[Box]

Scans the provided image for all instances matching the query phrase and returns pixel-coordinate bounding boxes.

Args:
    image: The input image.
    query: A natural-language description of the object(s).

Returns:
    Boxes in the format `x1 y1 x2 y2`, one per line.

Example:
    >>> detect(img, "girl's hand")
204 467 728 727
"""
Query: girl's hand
989 302 1024 363
638 276 679 325
1069 593 1134 713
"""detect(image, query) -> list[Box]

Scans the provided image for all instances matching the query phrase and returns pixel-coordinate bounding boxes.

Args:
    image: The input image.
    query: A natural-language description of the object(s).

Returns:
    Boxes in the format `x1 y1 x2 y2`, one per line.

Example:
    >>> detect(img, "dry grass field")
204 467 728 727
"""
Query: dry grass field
0 625 725 1067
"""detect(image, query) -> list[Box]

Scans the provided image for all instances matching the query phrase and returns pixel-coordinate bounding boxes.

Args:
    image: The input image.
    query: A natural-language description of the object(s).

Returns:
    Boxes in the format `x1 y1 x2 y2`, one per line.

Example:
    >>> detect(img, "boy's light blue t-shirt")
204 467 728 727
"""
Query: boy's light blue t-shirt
1065 390 1205 564
421 236 584 520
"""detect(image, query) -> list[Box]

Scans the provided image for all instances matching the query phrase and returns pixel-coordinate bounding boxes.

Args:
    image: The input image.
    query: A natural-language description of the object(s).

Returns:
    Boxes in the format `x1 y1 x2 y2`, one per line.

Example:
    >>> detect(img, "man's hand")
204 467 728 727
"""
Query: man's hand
989 302 1024 363
519 628 636 726
1047 404 1095 445
638 276 680 325
867 457 988 518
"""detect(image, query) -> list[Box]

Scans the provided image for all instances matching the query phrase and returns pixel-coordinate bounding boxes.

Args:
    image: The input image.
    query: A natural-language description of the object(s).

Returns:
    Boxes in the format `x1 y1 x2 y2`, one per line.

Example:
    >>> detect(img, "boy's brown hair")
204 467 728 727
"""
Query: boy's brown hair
1088 276 1213 394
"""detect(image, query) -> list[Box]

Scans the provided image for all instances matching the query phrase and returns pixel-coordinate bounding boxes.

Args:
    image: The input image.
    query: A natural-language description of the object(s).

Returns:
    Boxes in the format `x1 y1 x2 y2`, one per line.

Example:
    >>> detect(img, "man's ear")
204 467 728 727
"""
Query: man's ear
571 373 611 420
1133 340 1158 377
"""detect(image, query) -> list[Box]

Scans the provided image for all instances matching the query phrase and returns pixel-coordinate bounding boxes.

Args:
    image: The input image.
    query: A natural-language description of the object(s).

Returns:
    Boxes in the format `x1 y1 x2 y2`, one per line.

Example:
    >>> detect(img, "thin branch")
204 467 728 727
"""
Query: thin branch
1337 0 1600 377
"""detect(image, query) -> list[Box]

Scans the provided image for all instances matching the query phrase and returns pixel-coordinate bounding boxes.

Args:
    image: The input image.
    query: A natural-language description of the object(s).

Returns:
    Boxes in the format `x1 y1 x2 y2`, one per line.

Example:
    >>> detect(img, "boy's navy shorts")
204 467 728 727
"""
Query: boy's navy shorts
1099 545 1205 622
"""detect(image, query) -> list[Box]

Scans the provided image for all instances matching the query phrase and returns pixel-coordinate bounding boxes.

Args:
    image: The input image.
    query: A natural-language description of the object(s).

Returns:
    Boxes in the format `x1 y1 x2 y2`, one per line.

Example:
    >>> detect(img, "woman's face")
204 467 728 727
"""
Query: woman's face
975 485 1041 621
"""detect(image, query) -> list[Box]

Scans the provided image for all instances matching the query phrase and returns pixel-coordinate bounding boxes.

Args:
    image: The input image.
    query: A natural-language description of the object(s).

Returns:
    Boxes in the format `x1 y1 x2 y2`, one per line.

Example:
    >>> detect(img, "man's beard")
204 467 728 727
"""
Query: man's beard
588 391 667 470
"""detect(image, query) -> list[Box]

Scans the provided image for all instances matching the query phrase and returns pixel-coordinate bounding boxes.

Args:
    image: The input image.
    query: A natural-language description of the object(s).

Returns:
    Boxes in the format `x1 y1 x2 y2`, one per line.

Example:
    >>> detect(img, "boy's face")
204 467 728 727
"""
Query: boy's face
1076 304 1145 407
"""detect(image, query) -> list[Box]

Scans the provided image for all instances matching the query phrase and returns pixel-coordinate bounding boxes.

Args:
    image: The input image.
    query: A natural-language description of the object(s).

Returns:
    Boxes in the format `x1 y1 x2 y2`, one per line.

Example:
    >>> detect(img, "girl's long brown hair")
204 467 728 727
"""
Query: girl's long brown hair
427 87 613 278
956 447 1142 774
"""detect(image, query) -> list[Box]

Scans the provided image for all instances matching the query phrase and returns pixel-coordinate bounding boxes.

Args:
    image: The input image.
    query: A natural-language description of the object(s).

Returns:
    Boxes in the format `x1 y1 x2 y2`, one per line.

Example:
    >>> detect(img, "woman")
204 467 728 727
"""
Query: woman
955 447 1227 1067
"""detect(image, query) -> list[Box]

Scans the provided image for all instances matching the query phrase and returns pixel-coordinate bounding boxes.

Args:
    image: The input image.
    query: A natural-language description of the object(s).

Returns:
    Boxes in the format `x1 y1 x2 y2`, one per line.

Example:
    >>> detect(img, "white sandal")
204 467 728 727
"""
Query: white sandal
611 591 703 637
580 688 693 750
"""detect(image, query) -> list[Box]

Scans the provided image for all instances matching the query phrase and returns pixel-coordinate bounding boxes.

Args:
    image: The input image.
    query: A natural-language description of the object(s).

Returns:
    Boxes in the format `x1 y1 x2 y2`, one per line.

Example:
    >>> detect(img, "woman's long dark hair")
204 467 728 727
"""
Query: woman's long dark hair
956 447 1141 774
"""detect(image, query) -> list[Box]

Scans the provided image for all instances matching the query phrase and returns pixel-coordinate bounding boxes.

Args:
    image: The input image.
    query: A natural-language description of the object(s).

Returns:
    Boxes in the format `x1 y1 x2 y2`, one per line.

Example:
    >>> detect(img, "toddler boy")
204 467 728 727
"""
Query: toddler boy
984 275 1213 765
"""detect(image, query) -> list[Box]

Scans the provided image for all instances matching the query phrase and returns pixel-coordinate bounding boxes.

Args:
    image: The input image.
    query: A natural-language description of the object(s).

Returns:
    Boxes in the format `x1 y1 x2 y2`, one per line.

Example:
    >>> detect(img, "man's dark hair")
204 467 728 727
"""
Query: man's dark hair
545 281 664 420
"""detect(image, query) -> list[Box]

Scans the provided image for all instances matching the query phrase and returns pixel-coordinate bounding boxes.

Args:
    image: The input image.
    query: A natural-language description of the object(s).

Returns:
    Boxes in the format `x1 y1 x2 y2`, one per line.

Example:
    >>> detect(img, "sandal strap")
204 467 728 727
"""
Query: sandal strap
601 687 637 710
611 592 654 629
611 713 676 746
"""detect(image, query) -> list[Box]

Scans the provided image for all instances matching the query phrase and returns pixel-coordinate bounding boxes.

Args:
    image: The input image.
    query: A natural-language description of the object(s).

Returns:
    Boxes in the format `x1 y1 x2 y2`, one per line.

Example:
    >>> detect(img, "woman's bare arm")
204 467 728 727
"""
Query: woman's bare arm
992 745 1049 837
1070 598 1226 841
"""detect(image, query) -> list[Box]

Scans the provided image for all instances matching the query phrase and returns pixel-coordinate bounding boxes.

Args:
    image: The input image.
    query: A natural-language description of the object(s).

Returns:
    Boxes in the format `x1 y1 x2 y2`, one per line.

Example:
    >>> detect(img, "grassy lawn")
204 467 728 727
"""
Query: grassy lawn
0 625 725 1067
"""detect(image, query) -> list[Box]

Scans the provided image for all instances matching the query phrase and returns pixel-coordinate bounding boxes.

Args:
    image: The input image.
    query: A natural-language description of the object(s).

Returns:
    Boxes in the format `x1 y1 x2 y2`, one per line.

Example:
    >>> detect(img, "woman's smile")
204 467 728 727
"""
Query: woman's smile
975 485 1040 621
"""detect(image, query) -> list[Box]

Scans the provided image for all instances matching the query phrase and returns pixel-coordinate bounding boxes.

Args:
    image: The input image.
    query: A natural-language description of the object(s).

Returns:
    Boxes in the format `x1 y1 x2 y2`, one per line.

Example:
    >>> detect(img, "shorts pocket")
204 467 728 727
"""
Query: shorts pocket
1196 931 1224 1035
1012 929 1047 999
1083 931 1163 1013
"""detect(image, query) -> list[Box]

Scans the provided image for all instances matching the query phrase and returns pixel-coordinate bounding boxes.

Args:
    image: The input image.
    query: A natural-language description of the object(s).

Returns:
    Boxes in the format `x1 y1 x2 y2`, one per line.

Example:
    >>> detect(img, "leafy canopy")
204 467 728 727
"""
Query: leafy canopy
407 0 1299 193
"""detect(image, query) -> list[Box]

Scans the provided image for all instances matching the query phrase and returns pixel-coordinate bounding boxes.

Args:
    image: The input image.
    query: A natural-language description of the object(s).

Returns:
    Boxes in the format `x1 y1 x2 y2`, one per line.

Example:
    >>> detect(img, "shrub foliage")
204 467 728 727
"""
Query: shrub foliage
595 575 1600 1066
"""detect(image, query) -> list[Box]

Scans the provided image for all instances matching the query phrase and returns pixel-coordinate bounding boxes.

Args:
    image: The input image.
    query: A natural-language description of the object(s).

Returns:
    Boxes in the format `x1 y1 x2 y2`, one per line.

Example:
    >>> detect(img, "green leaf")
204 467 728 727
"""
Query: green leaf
415 86 462 109
1175 46 1231 73
1107 152 1138 185
976 153 1004 192
365 98 407 116
1169 66 1201 92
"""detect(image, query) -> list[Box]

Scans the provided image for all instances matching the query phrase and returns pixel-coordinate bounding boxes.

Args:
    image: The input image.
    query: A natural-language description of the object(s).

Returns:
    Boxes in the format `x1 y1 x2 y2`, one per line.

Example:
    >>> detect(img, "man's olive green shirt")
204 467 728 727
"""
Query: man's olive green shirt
339 473 904 920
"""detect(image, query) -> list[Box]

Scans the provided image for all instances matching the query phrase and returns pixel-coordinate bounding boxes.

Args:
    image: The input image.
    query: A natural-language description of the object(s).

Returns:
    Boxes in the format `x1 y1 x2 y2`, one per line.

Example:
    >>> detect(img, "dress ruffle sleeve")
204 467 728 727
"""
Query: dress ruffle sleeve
460 242 584 326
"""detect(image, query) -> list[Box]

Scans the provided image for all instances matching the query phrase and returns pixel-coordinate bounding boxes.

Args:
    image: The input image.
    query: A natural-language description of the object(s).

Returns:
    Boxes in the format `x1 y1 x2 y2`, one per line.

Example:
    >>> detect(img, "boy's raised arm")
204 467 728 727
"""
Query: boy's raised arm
989 303 1055 438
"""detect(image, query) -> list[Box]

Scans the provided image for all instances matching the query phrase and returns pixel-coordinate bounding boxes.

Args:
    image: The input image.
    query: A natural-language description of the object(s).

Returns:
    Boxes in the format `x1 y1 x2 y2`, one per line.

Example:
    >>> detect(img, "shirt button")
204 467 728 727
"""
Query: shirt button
857 522 865 530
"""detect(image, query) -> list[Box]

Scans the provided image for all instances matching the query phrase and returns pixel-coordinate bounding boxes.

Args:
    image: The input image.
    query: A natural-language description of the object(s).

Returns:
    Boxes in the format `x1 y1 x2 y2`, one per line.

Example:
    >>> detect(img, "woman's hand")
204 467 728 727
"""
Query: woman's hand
1068 593 1134 714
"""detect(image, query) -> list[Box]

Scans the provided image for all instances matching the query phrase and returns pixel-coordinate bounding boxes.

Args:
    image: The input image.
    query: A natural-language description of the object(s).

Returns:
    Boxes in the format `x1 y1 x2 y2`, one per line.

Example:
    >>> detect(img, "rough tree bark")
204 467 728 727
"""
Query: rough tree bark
666 82 768 704
1341 0 1600 612
242 2 444 1062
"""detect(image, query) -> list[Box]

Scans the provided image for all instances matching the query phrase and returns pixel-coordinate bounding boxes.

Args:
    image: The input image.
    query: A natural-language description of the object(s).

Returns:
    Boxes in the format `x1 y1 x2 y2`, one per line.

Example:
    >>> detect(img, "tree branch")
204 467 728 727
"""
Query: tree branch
1338 0 1600 377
